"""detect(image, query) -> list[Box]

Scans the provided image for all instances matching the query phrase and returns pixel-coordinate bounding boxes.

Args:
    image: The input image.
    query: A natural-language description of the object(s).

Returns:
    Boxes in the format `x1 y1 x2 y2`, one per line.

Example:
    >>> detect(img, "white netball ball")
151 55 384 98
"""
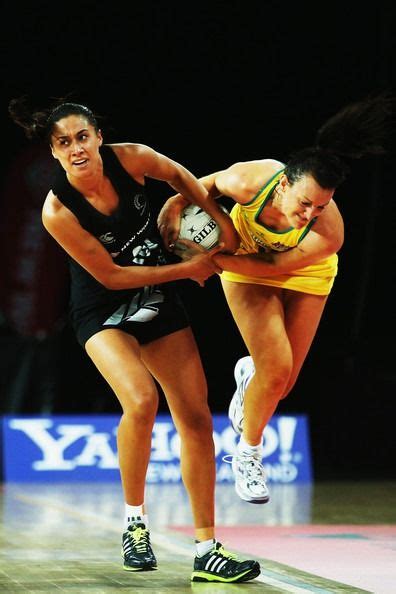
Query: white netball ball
178 203 229 250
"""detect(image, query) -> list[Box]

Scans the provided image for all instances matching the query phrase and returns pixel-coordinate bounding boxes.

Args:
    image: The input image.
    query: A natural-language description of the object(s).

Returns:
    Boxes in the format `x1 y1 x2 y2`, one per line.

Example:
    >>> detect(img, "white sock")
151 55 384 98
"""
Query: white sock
237 435 263 459
196 538 215 557
124 503 148 529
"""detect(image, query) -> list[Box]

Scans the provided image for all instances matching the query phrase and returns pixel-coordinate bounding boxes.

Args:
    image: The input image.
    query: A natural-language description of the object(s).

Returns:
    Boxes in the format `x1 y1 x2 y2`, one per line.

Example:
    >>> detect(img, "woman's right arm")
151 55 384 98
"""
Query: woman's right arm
42 192 221 288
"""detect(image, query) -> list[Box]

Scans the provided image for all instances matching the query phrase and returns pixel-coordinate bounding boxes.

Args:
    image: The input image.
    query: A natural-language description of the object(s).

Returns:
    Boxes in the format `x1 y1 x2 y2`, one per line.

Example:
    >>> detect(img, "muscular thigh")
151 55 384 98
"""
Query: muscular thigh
141 327 208 416
283 289 328 383
85 329 158 410
220 279 290 367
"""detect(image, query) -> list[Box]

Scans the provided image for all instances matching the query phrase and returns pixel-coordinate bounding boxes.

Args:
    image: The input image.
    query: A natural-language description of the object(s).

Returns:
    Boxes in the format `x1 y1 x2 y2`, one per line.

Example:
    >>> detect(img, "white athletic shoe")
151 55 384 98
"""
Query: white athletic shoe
231 452 270 504
228 356 255 435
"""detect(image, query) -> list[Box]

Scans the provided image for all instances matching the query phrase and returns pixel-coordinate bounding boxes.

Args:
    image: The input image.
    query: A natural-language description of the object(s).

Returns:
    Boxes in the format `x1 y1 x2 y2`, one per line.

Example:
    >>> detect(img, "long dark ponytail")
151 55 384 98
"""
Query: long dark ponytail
284 93 395 189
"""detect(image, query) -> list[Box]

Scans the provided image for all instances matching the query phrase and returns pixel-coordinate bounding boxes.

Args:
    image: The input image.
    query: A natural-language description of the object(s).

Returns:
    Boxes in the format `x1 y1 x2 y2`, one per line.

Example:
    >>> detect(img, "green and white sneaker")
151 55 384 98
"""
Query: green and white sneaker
191 541 260 582
228 356 255 434
122 523 157 571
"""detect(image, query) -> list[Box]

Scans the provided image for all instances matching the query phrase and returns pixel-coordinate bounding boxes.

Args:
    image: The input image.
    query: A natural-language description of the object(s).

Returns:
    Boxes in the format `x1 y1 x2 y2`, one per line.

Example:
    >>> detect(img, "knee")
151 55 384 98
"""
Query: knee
121 389 158 423
280 377 297 400
177 407 213 441
254 357 292 399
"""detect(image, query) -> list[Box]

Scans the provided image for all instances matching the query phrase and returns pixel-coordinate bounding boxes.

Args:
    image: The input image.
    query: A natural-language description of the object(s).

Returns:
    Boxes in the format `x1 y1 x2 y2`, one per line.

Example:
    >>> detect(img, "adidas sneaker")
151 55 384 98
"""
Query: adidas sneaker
122 523 157 571
191 541 260 582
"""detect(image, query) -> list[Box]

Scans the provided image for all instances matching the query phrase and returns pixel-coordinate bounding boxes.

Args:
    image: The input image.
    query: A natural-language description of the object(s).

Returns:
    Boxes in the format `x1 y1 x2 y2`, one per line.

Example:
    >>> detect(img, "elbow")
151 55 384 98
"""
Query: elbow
93 268 124 290
101 278 120 290
166 163 184 185
334 230 345 253
335 219 345 252
95 275 118 290
326 227 344 255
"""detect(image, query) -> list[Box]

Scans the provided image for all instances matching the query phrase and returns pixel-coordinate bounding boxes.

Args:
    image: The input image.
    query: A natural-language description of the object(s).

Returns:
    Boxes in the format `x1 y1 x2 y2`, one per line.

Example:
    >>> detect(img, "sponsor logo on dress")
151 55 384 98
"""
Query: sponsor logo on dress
250 232 292 252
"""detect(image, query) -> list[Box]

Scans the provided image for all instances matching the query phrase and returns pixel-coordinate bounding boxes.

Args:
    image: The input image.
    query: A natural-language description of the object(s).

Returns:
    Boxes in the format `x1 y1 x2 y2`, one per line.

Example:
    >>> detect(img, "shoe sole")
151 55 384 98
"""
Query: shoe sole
123 564 158 571
230 358 269 504
191 564 261 582
233 356 252 383
235 484 270 504
228 357 251 434
228 393 243 435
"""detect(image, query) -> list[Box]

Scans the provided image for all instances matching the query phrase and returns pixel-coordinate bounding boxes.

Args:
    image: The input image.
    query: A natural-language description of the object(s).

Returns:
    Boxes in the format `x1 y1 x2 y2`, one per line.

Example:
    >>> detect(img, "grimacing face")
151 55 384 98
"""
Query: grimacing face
278 174 334 228
50 114 103 178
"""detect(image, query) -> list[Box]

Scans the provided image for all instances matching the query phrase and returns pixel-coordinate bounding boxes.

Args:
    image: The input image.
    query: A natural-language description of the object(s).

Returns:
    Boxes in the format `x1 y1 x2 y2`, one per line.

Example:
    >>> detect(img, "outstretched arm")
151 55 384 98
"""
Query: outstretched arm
213 200 344 275
176 200 344 276
157 159 284 248
42 192 222 289
114 143 239 253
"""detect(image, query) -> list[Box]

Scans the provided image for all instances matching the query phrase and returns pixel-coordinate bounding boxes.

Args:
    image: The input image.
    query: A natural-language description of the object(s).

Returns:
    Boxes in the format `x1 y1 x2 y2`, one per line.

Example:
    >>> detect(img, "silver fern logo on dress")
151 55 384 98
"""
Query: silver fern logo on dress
134 193 147 214
99 232 115 244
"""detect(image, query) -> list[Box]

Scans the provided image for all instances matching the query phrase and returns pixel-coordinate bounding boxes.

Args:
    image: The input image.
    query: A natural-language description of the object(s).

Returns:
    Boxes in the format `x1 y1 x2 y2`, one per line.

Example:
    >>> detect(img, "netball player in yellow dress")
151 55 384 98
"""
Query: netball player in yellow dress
158 94 394 504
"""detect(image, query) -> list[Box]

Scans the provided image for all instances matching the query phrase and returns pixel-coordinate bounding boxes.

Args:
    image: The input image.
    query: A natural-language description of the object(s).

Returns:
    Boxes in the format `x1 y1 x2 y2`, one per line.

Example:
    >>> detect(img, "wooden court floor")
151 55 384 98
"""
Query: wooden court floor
1 480 395 593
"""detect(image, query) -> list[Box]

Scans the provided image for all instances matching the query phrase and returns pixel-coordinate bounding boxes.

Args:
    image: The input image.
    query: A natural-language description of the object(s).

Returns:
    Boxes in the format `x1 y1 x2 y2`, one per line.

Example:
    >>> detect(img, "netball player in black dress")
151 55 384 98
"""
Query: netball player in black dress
8 98 260 584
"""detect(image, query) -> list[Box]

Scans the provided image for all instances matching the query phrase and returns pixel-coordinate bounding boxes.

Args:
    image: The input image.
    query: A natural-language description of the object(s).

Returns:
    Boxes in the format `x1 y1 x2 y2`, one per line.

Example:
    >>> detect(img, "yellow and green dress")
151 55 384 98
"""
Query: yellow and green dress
221 170 338 295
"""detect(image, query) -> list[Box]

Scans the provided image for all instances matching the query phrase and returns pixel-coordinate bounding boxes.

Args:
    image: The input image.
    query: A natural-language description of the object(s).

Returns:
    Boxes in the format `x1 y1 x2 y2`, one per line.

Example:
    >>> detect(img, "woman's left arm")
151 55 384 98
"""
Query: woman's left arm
212 200 344 276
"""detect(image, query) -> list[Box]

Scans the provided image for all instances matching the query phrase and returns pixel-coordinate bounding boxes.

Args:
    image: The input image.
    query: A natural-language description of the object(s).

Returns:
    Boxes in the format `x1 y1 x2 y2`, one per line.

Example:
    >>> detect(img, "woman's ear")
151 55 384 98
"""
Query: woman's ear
279 174 289 191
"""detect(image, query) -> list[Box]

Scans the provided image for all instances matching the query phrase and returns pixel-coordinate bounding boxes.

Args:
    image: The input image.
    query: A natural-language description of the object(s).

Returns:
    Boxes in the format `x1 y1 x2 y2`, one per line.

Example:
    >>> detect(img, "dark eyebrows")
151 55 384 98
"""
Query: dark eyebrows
54 128 89 140
301 195 330 207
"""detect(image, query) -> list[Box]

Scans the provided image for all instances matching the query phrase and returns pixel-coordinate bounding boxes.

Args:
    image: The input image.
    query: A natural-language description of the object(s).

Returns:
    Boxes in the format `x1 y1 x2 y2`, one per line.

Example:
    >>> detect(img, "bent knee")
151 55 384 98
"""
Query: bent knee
177 409 213 440
254 362 292 397
280 378 297 400
121 389 158 421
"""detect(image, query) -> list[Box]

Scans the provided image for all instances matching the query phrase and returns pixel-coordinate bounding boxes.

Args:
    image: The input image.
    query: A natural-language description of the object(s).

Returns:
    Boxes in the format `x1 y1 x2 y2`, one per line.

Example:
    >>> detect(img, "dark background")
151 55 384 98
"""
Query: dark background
0 3 395 481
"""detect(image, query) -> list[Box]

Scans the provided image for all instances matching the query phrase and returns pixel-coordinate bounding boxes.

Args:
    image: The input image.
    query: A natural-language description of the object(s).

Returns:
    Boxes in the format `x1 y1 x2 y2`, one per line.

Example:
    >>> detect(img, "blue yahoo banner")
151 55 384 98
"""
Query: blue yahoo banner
2 414 312 483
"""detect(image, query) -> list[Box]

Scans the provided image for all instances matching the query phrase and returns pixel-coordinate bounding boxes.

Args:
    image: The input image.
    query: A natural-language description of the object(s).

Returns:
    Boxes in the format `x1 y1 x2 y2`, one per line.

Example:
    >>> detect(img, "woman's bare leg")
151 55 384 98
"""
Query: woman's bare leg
142 327 215 542
85 329 159 506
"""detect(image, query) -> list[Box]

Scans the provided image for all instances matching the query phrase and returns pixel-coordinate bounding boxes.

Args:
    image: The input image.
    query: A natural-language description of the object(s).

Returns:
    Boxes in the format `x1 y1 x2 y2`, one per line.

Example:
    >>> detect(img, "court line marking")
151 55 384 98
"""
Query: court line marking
11 490 371 593
153 532 353 594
